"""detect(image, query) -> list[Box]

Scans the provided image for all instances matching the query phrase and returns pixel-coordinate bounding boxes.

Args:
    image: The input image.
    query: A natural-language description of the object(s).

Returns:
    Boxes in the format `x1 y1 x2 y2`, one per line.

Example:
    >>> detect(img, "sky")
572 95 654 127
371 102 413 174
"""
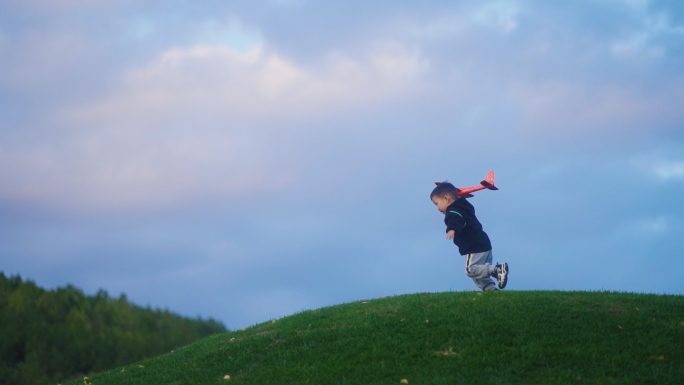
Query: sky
1 0 683 330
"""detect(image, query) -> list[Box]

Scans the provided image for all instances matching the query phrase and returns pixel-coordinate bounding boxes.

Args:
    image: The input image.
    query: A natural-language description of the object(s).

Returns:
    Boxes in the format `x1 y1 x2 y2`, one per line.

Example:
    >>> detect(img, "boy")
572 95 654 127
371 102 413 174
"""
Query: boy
430 182 508 291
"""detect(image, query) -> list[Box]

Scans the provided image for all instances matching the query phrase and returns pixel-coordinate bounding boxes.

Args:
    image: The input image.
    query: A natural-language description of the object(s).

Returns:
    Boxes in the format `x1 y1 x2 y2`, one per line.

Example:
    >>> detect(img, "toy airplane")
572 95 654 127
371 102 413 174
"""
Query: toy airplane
435 170 498 198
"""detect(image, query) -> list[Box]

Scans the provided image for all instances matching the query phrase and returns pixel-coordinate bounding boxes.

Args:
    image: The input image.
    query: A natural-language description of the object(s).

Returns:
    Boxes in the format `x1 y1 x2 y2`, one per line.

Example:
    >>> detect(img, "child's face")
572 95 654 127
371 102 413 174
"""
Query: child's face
431 195 453 214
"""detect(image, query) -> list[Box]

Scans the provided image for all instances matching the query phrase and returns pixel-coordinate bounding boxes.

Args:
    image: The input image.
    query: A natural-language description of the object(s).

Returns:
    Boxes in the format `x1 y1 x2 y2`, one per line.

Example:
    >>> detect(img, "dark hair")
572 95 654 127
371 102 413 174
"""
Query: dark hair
430 182 459 200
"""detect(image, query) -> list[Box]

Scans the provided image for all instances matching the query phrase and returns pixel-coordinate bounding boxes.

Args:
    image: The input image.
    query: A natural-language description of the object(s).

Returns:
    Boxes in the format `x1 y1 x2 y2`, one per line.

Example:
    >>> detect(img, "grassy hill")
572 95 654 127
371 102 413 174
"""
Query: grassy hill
64 291 683 385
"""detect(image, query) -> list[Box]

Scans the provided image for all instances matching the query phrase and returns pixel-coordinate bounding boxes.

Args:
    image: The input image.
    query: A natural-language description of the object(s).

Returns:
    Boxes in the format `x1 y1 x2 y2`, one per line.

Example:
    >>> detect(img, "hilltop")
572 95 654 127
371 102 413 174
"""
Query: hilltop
64 290 683 385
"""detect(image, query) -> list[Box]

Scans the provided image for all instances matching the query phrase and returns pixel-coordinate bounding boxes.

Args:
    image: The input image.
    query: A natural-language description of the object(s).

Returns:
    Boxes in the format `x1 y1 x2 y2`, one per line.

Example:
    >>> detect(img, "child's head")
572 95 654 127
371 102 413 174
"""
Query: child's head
430 182 459 214
430 182 459 201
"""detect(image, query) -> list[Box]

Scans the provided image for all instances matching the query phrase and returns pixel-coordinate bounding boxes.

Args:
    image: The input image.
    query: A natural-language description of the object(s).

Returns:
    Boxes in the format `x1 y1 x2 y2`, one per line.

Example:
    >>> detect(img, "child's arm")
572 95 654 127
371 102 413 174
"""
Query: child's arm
444 210 466 238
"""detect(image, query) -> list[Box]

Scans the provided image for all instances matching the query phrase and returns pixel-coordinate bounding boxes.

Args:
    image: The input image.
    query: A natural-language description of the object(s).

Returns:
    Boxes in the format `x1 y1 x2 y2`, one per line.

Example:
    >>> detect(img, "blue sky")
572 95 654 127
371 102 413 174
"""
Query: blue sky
1 0 683 330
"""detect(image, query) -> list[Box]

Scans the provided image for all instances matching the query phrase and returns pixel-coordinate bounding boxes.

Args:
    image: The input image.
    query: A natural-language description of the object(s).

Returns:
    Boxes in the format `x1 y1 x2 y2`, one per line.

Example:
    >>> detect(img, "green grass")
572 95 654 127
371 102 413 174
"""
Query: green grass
64 291 684 385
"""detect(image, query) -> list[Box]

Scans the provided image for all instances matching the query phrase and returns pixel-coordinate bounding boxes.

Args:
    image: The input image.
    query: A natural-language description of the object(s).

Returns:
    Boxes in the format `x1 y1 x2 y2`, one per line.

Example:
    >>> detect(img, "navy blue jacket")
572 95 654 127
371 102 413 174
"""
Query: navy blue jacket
444 198 492 255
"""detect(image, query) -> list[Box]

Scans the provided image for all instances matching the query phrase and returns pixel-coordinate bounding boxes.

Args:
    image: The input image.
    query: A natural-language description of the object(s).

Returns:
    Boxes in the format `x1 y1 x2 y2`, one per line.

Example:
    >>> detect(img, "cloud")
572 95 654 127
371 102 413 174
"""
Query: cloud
631 150 684 182
0 42 428 211
611 215 678 242
407 1 520 38
610 3 684 57
508 79 684 134
1 0 681 217
5 0 119 10
0 132 297 211
193 18 262 53
653 161 684 180
73 43 427 124
0 30 89 90
391 2 684 138
470 1 520 32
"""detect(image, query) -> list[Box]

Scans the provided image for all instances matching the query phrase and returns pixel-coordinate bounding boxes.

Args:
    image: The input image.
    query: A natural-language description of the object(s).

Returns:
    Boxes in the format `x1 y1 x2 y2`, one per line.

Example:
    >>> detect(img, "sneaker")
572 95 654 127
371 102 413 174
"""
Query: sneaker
494 263 508 289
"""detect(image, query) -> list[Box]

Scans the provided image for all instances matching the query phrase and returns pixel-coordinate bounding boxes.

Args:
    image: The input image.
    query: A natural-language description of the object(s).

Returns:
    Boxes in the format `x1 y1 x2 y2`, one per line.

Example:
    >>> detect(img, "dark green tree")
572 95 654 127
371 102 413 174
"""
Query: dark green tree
0 272 227 385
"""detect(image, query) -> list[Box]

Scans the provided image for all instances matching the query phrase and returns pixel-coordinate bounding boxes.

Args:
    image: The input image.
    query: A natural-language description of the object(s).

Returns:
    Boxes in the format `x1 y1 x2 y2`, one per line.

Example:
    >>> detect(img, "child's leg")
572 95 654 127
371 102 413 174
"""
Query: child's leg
465 250 496 290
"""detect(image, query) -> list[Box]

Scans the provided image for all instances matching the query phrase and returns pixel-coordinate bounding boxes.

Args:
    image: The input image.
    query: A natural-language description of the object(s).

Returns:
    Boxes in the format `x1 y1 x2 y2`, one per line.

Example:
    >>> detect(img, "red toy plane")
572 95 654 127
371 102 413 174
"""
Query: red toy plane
435 170 498 198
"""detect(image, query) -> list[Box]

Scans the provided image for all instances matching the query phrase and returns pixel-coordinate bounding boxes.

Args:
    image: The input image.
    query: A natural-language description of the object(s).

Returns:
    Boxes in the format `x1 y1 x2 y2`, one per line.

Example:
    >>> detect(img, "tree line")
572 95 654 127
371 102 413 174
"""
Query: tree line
0 272 227 385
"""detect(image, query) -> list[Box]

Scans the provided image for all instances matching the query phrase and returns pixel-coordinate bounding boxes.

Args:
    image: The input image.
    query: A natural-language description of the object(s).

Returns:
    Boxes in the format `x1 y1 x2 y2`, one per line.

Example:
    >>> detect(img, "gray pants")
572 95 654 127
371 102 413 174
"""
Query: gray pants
465 250 496 291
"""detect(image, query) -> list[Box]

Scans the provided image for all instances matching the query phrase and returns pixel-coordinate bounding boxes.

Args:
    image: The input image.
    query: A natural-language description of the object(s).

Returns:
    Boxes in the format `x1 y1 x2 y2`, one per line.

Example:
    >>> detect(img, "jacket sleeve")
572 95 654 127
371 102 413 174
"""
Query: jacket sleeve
444 210 466 234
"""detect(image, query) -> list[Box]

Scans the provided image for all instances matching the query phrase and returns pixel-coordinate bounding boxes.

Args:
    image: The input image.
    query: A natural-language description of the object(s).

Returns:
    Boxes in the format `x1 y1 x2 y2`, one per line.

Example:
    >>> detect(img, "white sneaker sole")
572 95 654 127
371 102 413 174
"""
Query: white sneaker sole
498 263 508 289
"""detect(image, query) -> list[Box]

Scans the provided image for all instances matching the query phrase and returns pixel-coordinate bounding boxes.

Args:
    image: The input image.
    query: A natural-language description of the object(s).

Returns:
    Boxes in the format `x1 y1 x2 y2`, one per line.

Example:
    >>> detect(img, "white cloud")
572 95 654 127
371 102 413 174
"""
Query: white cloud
6 0 118 9
0 31 89 88
653 161 684 180
613 216 673 240
470 1 520 32
272 0 306 6
0 133 296 210
71 43 426 125
611 5 684 58
194 18 262 53
0 43 427 211
409 1 520 38
631 153 684 182
3 0 120 19
508 79 684 134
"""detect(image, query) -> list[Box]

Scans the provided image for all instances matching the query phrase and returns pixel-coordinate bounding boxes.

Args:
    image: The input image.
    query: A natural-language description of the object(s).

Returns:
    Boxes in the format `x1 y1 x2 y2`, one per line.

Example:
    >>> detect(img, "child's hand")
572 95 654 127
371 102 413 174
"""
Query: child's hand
446 230 455 239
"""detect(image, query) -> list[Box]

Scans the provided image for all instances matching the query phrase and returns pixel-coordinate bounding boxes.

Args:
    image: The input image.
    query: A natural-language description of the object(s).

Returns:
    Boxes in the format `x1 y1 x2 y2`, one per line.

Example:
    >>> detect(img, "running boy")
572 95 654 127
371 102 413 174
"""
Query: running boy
430 182 508 290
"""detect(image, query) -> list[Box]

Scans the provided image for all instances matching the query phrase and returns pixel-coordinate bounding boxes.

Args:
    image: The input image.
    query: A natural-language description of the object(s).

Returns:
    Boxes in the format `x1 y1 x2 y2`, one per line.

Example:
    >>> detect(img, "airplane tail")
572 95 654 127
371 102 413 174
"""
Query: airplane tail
480 170 498 190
